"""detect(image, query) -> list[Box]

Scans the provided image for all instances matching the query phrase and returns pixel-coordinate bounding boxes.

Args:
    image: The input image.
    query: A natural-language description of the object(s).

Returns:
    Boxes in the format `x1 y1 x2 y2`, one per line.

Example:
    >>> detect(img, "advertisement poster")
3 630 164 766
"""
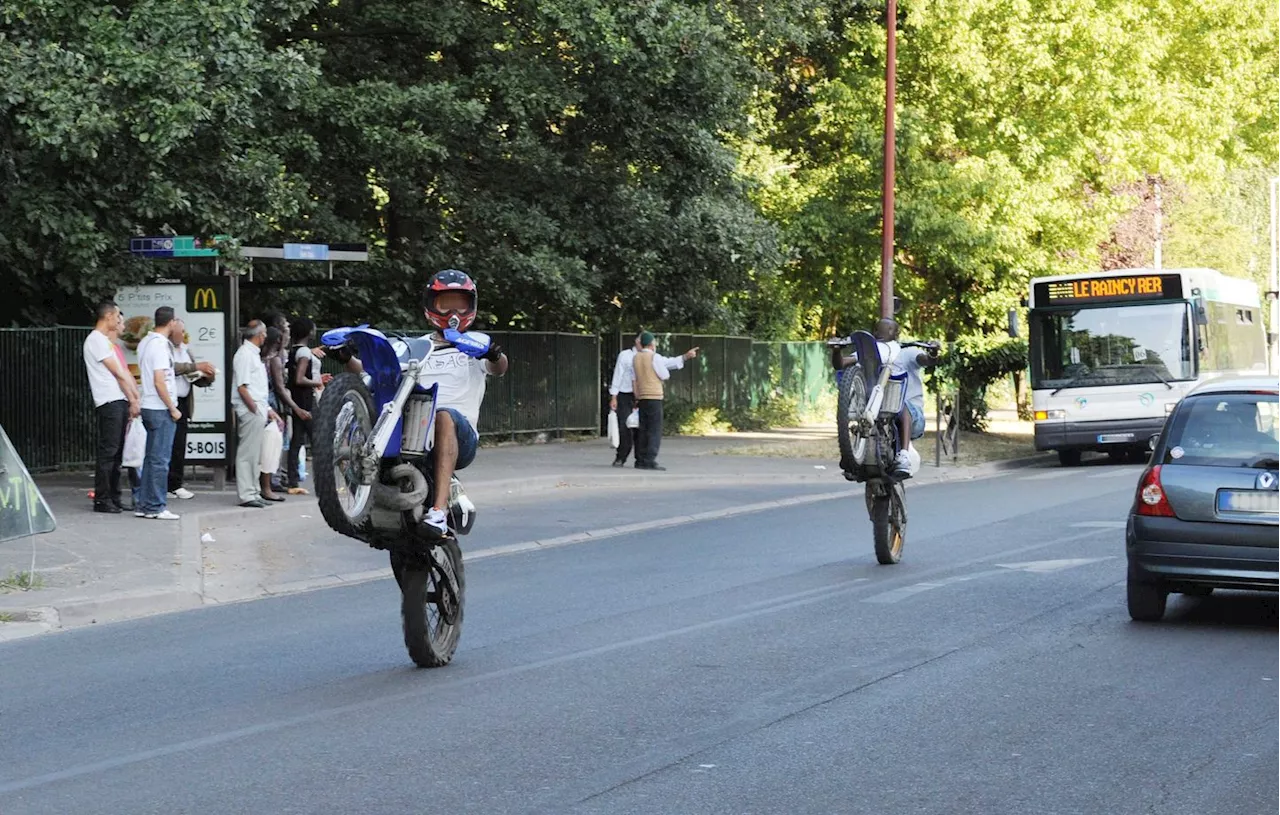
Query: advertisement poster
115 280 230 461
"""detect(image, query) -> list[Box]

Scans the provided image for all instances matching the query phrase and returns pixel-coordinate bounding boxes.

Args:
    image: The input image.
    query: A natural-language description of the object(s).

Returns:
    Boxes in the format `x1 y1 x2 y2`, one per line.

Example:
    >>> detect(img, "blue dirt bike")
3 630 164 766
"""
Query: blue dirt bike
313 324 488 668
829 331 938 565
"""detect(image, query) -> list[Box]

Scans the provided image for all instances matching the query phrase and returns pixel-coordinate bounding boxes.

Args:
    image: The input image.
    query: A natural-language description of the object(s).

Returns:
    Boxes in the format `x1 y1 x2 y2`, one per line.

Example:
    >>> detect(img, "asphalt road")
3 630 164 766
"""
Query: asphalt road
2 462 1276 815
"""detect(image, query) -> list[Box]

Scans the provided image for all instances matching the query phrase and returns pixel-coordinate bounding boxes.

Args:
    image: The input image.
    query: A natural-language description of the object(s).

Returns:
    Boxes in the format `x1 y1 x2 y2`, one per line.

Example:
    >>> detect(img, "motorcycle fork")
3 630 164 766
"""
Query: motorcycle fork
362 361 424 480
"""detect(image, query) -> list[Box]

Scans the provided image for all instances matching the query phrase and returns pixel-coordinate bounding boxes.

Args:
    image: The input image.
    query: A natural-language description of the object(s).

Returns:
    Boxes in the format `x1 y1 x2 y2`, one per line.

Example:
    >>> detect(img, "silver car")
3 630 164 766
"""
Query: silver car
1126 375 1279 621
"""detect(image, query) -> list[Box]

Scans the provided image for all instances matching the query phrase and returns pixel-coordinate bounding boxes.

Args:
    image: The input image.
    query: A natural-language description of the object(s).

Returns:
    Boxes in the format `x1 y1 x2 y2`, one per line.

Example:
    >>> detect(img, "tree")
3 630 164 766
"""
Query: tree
0 0 317 324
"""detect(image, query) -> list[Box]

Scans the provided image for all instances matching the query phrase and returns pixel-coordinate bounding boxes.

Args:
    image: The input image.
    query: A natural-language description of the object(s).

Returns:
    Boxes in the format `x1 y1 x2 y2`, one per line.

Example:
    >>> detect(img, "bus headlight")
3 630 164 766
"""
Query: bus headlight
1164 402 1177 414
1034 410 1066 421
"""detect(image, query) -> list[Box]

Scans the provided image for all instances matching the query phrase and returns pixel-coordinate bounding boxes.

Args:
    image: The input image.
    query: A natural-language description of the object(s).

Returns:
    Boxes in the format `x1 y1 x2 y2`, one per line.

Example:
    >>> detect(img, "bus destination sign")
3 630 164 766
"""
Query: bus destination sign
1034 273 1183 306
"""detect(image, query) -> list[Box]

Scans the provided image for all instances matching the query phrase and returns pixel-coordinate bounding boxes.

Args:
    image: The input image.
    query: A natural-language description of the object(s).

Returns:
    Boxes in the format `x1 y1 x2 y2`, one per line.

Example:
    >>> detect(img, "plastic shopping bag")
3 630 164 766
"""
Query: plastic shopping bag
607 410 620 448
122 417 146 469
626 409 640 430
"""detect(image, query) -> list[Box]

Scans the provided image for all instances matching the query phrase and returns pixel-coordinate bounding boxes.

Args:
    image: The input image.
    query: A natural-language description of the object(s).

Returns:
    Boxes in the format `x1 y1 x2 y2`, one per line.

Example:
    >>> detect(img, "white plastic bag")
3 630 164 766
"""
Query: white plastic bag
626 409 640 430
607 410 620 448
122 417 146 469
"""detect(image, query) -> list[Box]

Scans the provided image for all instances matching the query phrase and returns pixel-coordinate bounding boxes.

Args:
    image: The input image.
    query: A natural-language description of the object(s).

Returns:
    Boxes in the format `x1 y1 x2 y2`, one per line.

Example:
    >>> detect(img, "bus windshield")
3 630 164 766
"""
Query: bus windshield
1030 302 1194 391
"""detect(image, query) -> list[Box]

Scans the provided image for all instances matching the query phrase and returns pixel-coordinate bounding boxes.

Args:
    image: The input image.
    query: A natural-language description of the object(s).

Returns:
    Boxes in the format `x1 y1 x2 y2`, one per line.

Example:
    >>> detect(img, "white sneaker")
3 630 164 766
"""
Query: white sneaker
170 488 195 500
147 510 181 521
894 450 912 474
420 508 449 538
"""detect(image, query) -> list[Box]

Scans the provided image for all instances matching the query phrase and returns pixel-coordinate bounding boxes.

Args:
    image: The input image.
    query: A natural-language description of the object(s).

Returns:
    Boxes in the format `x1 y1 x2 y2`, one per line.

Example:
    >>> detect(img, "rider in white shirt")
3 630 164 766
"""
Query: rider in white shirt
338 270 509 539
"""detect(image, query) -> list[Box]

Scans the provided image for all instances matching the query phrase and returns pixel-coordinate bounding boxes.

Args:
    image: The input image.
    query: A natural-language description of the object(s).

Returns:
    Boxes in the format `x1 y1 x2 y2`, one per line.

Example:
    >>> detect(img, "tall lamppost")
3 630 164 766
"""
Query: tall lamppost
880 0 898 319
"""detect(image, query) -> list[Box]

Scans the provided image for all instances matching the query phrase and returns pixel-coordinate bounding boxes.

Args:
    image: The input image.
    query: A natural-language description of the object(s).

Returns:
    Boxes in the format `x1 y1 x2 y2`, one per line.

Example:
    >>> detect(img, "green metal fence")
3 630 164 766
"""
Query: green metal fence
0 326 832 472
2 327 601 472
603 333 835 416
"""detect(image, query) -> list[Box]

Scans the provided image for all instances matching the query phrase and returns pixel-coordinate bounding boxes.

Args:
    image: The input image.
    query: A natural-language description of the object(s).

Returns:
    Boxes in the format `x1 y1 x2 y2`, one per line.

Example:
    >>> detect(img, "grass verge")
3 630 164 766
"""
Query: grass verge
0 570 45 593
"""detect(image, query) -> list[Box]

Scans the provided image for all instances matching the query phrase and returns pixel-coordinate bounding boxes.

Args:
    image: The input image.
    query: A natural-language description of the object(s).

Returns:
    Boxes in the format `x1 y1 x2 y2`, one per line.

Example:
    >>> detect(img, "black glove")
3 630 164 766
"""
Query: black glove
481 343 504 363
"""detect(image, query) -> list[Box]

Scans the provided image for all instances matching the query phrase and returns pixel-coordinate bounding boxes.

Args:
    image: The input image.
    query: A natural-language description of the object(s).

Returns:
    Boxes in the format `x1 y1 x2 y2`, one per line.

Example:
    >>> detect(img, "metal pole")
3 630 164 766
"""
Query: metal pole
934 390 941 468
1270 177 1279 375
880 0 897 319
1153 178 1163 271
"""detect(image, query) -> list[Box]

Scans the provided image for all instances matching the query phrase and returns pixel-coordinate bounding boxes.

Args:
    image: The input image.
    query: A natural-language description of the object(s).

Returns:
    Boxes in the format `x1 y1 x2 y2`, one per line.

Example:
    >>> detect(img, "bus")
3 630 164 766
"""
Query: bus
1028 267 1269 466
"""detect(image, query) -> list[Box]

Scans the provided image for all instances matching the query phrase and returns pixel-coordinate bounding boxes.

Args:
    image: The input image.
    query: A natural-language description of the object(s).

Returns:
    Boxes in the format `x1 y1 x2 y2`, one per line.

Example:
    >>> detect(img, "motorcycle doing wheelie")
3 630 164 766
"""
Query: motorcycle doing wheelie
829 331 939 565
312 324 487 668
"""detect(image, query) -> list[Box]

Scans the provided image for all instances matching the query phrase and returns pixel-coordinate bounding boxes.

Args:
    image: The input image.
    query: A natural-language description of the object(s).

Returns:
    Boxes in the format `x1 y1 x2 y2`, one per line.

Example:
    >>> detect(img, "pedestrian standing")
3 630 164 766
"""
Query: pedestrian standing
231 320 279 508
258 327 288 503
167 318 216 501
83 301 141 514
631 331 698 471
608 330 690 467
134 307 183 520
263 311 307 493
286 317 329 494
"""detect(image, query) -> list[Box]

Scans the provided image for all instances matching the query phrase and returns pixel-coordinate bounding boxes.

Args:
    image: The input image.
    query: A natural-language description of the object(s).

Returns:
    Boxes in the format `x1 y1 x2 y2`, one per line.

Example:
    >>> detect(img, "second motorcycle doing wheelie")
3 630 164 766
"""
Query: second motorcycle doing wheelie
830 319 940 565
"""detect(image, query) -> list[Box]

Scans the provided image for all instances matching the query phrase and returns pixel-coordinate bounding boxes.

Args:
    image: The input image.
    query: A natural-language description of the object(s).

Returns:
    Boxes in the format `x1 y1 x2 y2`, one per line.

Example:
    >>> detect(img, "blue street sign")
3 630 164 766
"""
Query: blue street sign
284 243 330 261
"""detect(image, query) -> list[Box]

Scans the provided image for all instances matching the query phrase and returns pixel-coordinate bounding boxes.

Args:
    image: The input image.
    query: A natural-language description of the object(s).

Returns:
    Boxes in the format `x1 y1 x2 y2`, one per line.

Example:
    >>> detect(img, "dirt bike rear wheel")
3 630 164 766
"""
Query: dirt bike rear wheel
837 365 870 468
399 539 465 668
312 372 377 540
870 482 906 565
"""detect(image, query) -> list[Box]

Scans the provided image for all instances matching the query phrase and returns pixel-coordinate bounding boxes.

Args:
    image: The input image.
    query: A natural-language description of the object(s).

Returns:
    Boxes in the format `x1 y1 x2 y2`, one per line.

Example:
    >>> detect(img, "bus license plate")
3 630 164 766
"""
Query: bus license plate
1097 433 1135 444
1217 490 1280 515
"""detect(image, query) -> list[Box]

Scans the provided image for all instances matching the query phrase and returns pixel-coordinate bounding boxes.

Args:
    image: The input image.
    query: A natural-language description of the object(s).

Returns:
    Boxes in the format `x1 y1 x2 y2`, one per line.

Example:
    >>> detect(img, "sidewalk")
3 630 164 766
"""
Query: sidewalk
0 429 1046 639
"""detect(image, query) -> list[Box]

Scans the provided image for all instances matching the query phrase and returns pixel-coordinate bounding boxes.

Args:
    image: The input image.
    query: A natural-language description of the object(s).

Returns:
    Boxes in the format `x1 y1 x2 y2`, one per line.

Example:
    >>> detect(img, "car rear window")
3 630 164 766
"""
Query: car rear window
1163 392 1279 468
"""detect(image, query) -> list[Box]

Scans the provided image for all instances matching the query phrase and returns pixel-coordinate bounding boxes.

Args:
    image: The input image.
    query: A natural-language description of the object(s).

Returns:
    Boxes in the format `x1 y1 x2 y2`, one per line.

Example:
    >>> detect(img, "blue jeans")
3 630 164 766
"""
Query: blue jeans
440 408 478 470
905 401 925 440
140 409 177 514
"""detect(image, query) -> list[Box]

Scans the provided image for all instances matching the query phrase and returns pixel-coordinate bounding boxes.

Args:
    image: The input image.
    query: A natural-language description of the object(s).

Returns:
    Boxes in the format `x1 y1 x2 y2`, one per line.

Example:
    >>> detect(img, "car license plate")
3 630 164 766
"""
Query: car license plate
1097 433 1135 444
1217 490 1280 515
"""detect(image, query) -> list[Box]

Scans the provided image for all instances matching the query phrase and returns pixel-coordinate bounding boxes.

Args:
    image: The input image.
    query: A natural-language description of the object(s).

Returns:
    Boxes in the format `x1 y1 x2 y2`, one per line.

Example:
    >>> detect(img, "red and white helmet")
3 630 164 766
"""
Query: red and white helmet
422 269 478 331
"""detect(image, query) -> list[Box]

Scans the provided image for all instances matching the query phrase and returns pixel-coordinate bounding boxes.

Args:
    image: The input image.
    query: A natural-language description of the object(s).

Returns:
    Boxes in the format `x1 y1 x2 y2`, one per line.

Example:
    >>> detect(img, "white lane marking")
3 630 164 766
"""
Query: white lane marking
995 557 1116 573
1018 470 1075 481
1071 521 1126 529
738 579 870 611
862 569 1008 604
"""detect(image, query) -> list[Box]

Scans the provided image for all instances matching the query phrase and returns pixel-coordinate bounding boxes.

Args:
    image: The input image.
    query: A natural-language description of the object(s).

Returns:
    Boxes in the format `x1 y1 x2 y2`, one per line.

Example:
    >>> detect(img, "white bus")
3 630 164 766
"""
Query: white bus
1028 267 1269 465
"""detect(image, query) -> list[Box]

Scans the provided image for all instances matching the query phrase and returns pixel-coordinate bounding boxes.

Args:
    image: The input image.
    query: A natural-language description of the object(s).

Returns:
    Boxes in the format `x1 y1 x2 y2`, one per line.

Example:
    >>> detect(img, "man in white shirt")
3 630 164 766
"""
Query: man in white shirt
134 307 183 520
167 319 216 500
231 320 281 508
631 331 698 471
608 331 692 467
83 301 141 514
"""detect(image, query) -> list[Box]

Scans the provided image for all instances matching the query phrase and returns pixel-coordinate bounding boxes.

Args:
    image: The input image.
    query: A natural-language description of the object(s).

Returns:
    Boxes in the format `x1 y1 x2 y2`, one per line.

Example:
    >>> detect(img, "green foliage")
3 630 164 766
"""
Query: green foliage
935 335 1028 432
0 0 1273 343
670 393 803 435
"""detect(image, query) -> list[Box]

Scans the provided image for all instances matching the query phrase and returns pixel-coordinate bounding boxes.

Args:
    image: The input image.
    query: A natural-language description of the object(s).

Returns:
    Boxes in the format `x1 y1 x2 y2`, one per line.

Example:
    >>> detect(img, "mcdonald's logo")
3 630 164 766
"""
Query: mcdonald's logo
189 286 219 312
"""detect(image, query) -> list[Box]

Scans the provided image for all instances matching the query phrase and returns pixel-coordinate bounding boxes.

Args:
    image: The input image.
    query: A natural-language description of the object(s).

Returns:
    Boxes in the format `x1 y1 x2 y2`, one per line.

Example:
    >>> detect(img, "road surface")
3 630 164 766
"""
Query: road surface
1 462 1275 814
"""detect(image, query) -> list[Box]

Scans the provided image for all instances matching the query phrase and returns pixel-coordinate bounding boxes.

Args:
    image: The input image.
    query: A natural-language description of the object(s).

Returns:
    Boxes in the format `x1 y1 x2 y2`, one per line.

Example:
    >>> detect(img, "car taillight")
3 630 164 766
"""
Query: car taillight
1135 465 1175 517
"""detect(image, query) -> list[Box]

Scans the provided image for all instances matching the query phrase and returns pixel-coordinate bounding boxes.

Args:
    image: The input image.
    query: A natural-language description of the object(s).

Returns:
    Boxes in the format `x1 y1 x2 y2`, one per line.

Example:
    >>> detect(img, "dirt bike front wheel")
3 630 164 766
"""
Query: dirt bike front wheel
313 372 377 540
399 539 466 668
869 482 906 565
837 365 870 468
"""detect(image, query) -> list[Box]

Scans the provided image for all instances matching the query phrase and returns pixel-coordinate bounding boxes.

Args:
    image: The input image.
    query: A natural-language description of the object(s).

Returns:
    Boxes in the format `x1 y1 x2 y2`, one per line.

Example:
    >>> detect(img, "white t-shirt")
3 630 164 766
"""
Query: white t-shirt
83 330 126 407
890 348 925 411
173 342 193 398
413 339 489 432
137 331 177 411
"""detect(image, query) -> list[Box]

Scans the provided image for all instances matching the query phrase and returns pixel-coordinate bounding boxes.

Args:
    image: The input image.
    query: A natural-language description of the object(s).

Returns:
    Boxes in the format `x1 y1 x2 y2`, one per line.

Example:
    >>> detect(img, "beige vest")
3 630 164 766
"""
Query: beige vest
633 349 664 400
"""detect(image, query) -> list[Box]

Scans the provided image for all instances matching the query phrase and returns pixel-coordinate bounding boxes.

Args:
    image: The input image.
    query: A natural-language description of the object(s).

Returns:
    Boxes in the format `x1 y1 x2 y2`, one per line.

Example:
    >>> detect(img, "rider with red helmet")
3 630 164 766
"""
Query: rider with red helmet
338 269 508 538
416 270 507 536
